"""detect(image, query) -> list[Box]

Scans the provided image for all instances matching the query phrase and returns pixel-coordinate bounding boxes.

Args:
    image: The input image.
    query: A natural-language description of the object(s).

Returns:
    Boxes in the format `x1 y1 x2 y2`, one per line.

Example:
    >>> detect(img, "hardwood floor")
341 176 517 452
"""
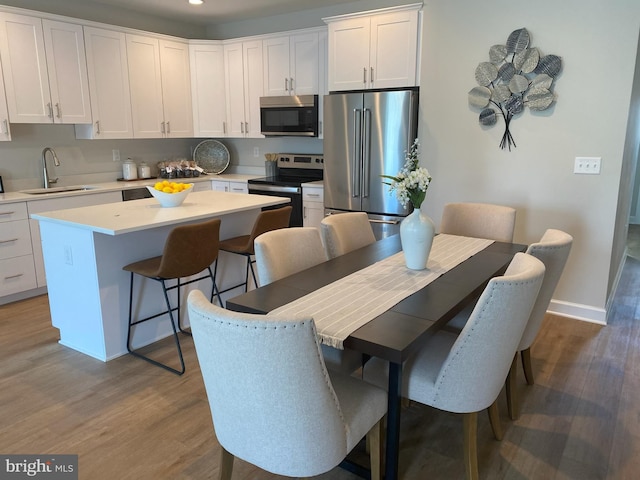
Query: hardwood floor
2 257 640 479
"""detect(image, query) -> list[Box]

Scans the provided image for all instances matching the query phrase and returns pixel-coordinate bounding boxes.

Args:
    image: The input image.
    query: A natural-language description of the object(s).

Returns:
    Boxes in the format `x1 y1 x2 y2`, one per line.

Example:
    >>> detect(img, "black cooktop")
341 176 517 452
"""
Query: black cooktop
248 169 323 187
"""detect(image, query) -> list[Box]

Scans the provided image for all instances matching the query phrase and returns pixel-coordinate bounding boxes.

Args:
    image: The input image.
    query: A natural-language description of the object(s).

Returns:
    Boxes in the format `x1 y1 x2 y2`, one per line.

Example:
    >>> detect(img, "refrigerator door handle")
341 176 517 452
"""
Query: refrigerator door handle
369 218 401 225
352 108 362 197
362 108 370 198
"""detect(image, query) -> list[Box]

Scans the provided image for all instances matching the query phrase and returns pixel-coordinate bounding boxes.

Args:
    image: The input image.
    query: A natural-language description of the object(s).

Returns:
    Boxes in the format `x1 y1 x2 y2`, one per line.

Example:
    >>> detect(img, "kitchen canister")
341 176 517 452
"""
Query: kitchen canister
122 158 138 180
138 161 151 179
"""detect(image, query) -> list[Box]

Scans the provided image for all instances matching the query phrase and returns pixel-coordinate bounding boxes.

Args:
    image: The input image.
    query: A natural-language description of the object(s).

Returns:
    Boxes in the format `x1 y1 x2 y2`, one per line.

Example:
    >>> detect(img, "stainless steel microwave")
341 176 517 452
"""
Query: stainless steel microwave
260 95 319 137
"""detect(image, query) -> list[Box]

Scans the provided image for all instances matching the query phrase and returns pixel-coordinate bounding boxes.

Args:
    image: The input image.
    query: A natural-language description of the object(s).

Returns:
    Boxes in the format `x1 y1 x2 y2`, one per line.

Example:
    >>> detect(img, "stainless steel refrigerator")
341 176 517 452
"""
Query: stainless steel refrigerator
323 88 419 239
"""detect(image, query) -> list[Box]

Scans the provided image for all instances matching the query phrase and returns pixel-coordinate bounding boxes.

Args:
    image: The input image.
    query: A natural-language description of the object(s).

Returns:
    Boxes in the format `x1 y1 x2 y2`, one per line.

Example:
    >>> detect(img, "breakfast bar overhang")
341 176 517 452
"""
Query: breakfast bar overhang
31 190 290 362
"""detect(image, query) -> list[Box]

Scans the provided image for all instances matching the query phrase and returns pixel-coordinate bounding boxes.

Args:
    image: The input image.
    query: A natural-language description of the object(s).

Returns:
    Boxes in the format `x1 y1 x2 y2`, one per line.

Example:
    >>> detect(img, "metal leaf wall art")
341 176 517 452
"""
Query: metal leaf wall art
468 28 562 150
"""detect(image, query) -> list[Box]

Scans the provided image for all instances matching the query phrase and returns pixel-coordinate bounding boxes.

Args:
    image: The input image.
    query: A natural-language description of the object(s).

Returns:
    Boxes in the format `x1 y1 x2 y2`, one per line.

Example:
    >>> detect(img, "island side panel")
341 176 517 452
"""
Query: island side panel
40 221 108 360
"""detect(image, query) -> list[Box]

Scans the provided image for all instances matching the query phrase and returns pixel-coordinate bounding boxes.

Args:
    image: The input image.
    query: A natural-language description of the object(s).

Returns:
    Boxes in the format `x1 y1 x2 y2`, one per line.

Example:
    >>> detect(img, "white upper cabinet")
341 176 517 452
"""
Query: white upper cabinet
0 58 11 140
0 13 91 123
224 39 263 138
325 5 420 92
189 41 227 137
78 26 133 139
263 31 319 96
126 34 193 138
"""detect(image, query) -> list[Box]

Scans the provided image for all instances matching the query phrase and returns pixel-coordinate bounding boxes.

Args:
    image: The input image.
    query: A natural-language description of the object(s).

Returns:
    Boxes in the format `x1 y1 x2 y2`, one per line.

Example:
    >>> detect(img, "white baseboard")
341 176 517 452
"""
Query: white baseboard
547 299 607 325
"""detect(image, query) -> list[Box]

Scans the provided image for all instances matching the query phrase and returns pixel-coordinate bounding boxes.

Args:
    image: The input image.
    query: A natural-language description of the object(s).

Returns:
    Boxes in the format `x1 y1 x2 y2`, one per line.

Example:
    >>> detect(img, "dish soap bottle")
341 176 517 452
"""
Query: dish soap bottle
122 158 138 180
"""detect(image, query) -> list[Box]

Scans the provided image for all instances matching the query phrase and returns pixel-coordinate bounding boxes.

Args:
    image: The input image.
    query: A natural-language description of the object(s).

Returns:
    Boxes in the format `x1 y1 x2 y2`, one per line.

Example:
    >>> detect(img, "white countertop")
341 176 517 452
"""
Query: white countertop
0 174 259 205
31 190 290 235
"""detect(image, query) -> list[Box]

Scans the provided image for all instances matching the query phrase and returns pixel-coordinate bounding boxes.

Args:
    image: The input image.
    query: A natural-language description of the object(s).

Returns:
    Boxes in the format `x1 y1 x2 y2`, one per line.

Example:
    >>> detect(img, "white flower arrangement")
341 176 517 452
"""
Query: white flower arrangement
381 139 432 209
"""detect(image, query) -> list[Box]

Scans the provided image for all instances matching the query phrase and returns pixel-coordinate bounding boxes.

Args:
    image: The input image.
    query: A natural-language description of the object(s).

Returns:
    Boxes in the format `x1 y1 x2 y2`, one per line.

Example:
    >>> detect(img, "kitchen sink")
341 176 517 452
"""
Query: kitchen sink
20 185 100 195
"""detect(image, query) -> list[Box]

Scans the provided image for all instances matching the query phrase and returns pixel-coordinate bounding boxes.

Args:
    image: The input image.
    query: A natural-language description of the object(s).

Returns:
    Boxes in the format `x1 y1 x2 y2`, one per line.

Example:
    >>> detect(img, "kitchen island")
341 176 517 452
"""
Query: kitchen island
31 190 289 361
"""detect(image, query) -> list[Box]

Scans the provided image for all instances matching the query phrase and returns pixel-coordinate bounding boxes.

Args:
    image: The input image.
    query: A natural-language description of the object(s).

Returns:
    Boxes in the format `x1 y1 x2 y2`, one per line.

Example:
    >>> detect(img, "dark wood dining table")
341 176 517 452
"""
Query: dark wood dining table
226 234 526 480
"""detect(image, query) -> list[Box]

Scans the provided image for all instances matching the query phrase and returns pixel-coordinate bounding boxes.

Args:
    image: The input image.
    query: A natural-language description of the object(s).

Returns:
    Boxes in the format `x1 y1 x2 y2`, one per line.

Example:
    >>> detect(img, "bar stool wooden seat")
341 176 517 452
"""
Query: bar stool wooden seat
217 205 292 295
123 218 222 375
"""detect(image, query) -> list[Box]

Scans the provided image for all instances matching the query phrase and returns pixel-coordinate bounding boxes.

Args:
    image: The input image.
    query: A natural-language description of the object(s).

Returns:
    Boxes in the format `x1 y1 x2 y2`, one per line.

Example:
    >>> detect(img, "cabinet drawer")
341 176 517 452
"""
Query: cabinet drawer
0 255 37 296
229 182 248 194
0 219 32 259
0 202 28 222
303 188 324 203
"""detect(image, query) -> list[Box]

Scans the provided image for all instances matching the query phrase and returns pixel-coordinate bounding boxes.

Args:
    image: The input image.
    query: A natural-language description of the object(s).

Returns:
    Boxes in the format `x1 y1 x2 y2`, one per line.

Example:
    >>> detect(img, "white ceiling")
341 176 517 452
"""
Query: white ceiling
75 0 356 26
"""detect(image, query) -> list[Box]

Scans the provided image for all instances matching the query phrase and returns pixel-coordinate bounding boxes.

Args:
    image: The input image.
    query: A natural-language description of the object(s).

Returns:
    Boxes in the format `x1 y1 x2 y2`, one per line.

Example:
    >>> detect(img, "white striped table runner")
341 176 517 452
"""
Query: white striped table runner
268 234 494 349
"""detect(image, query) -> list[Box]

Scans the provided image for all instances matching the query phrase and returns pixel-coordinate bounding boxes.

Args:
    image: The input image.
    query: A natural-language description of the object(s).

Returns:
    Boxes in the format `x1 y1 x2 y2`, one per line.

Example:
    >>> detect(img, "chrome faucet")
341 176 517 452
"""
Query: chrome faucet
42 147 60 189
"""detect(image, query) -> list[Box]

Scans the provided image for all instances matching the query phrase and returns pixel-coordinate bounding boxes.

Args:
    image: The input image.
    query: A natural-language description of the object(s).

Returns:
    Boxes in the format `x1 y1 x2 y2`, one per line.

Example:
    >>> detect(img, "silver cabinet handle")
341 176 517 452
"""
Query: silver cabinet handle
166 121 170 134
363 67 367 84
290 77 294 92
0 211 15 216
47 103 53 118
161 121 166 134
223 121 227 134
245 122 248 134
55 103 61 118
303 206 307 218
5 273 24 280
2 119 7 134
240 122 245 134
0 238 18 244
306 193 321 198
285 78 288 91
370 67 374 84
95 120 101 134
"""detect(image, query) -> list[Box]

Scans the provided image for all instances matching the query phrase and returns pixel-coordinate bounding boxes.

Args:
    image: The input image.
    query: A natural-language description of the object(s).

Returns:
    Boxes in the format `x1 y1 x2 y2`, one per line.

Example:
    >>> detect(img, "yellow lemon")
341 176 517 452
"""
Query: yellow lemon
162 187 173 193
154 182 164 190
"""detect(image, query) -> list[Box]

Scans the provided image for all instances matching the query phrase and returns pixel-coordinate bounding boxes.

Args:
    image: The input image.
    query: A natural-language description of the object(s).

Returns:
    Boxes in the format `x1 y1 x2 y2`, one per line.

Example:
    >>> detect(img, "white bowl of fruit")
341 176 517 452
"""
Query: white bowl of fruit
147 181 194 207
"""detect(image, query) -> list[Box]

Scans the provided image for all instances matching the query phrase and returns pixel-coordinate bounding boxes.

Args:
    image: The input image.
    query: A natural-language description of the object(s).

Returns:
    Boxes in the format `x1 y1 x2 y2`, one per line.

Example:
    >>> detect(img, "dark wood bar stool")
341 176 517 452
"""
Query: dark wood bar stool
123 218 222 375
217 205 292 295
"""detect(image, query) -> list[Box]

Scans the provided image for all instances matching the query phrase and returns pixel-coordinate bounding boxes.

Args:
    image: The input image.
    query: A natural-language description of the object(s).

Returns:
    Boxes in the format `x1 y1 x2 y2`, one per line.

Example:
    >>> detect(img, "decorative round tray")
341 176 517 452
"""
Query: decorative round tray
193 139 230 174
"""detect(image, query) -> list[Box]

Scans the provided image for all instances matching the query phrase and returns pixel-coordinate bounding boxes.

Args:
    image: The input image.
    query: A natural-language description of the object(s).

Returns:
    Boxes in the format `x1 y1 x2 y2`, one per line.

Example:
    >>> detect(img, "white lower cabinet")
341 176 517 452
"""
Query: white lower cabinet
0 203 36 297
303 185 324 228
211 180 248 194
27 192 121 287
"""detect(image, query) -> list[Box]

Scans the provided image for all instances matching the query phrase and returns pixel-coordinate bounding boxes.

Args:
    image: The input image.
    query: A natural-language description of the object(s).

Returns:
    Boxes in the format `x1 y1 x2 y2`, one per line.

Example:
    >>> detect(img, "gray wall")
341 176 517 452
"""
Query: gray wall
419 0 640 321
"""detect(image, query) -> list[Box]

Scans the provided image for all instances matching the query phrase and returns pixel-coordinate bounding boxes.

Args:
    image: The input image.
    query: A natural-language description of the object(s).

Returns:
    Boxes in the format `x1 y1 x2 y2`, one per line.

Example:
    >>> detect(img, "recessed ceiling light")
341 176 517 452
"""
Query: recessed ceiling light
189 0 204 5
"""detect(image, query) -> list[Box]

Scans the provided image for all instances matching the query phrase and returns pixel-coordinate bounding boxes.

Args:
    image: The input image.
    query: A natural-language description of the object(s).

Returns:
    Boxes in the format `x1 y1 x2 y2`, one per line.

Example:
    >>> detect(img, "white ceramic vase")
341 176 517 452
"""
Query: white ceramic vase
400 208 435 270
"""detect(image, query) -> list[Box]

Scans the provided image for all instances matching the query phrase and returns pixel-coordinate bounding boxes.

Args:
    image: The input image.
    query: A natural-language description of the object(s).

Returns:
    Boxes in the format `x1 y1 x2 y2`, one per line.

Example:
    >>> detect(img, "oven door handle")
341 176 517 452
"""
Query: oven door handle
248 184 301 194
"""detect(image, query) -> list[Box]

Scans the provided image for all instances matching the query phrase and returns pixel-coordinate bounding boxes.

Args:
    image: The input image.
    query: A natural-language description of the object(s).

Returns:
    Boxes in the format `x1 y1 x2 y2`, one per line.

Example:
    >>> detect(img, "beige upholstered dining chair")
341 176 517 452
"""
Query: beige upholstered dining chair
440 202 516 242
363 252 545 480
254 227 363 374
320 212 376 259
187 289 387 480
506 229 573 419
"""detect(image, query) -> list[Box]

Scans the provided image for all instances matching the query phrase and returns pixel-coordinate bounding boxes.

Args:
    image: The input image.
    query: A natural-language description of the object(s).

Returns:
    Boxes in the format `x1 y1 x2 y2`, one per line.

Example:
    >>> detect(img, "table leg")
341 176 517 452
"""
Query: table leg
385 361 402 480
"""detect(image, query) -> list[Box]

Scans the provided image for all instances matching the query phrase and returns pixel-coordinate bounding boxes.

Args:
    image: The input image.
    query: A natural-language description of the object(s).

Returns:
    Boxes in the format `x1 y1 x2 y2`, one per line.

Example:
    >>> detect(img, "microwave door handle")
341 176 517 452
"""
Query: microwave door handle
362 108 370 198
352 108 361 197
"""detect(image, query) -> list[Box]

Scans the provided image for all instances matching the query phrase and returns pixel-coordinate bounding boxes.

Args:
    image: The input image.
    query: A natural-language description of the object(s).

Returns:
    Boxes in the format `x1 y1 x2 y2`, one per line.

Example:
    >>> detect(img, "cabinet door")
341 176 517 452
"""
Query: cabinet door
369 11 418 89
262 35 290 97
243 40 264 138
327 17 370 92
210 180 229 192
228 181 248 194
81 26 133 139
224 41 246 137
190 42 227 137
0 59 11 140
126 33 164 138
42 19 92 124
0 12 51 123
289 32 319 95
159 39 193 138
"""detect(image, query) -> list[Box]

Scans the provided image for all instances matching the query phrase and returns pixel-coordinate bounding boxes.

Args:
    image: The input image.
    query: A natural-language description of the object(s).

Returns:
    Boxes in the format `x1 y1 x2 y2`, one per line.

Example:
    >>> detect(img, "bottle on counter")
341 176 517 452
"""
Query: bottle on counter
138 161 151 179
122 158 137 180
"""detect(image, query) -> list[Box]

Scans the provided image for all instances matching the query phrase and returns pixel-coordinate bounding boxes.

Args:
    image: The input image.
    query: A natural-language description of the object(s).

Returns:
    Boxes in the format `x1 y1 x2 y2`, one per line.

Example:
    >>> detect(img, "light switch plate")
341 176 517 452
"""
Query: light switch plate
574 157 601 174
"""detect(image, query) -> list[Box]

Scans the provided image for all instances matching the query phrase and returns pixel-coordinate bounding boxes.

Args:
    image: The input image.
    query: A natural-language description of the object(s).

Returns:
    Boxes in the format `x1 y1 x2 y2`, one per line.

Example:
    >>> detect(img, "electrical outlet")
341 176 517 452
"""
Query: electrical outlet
253 147 260 157
574 156 601 175
112 149 120 162
64 245 73 266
